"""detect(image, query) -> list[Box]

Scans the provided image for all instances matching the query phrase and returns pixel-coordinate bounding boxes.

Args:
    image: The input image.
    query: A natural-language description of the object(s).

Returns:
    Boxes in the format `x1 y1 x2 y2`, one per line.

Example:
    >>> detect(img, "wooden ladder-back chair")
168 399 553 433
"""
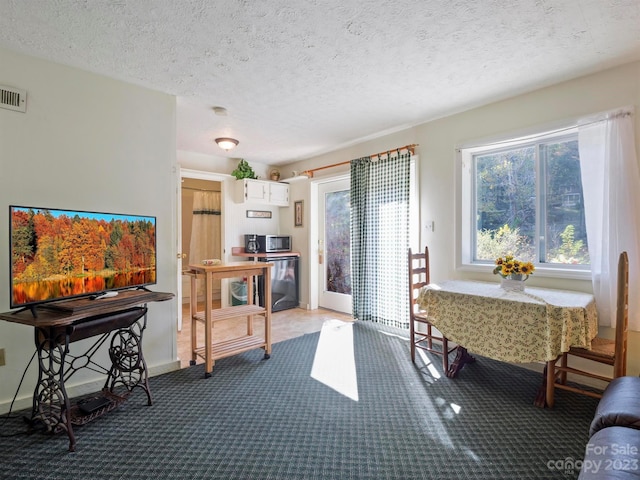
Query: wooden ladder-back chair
408 247 457 372
552 251 629 399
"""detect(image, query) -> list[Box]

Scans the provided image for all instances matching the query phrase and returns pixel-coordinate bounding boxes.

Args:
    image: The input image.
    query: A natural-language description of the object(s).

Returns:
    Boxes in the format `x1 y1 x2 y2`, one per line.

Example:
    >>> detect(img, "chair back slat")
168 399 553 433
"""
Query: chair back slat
408 248 430 314
408 246 455 369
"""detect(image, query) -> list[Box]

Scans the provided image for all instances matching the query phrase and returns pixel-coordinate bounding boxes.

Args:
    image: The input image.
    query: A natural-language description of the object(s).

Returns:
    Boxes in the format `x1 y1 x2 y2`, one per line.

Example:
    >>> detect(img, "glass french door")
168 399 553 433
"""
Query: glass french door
318 177 352 314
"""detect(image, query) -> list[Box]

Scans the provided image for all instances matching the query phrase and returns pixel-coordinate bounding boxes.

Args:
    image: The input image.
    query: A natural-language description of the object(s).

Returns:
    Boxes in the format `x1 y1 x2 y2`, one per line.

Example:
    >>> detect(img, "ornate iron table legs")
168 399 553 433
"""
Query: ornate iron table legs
31 326 77 451
30 307 150 451
105 317 153 405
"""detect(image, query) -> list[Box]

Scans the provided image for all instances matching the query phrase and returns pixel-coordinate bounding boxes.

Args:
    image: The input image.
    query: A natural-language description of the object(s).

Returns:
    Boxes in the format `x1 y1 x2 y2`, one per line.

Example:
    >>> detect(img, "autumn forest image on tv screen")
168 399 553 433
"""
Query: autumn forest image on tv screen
10 206 157 307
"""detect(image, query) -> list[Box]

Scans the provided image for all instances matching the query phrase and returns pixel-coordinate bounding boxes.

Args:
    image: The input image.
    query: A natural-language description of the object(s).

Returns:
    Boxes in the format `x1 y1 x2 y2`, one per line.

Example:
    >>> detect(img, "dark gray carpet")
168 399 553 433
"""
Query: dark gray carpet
0 320 597 479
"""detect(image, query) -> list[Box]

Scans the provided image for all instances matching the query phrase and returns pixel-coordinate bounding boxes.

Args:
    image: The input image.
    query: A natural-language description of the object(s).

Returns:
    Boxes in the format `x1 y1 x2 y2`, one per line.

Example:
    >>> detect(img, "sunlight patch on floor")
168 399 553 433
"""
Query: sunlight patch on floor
310 319 359 401
417 348 443 380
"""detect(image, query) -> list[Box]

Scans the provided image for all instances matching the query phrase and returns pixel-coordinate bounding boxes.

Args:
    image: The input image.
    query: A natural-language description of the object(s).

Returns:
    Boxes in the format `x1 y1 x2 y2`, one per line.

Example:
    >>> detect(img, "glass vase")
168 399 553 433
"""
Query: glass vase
500 275 526 292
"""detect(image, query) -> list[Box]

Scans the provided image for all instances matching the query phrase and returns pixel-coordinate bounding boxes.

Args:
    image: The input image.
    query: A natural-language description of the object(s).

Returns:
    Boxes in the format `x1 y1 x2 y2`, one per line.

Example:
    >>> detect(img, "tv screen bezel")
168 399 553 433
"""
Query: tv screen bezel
9 205 157 310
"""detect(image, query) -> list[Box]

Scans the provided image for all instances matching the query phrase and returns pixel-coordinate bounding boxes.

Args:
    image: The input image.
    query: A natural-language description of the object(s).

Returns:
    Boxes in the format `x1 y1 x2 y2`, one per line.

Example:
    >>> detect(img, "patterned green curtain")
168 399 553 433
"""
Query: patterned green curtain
350 151 411 328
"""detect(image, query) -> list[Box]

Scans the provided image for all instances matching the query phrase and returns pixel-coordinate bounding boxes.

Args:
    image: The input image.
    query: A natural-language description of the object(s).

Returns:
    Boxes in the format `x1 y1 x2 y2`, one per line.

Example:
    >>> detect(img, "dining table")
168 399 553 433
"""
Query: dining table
417 280 598 408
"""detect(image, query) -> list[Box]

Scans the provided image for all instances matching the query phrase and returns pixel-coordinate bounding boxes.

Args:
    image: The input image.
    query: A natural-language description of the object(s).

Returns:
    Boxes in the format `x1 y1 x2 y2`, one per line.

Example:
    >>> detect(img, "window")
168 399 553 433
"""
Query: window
460 128 590 274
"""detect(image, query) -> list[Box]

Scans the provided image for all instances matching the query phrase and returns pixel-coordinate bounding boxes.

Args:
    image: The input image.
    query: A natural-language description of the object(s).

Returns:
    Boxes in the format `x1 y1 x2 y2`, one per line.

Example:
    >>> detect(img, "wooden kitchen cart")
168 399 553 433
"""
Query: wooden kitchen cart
188 261 273 377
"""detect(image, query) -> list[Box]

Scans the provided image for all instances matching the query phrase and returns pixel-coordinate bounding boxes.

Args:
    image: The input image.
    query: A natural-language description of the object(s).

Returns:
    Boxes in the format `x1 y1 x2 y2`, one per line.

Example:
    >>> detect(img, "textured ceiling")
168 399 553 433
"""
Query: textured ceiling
1 0 639 165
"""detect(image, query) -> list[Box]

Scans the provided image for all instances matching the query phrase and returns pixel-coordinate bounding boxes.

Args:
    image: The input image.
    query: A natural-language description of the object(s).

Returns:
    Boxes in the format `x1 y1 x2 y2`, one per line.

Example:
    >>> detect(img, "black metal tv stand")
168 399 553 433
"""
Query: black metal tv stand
0 290 173 451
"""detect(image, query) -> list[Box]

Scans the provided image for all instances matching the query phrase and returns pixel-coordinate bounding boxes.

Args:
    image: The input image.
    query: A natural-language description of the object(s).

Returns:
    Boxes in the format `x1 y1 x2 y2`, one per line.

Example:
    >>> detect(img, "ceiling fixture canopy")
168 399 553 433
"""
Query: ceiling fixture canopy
215 137 239 151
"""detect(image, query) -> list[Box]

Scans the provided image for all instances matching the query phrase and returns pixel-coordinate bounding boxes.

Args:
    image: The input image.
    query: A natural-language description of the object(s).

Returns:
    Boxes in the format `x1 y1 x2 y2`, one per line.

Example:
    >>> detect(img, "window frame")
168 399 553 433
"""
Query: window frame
457 127 591 280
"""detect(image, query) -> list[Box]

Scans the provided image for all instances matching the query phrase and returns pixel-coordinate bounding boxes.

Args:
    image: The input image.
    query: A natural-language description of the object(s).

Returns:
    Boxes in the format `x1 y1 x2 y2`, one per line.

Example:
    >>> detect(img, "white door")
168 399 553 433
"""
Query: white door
318 177 352 313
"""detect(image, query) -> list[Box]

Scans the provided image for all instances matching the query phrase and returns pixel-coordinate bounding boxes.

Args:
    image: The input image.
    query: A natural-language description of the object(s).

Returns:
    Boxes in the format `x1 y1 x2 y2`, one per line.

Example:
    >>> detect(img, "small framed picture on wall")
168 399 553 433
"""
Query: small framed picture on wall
294 200 303 227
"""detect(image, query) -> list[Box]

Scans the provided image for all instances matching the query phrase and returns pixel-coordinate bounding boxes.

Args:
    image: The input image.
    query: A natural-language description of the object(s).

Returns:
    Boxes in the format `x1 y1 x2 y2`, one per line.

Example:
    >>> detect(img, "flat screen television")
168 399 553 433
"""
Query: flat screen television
10 205 157 310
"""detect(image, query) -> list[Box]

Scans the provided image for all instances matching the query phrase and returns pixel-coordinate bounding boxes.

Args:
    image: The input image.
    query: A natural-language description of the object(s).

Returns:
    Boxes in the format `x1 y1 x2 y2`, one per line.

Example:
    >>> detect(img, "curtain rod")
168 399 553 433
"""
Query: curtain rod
457 109 634 152
300 144 418 178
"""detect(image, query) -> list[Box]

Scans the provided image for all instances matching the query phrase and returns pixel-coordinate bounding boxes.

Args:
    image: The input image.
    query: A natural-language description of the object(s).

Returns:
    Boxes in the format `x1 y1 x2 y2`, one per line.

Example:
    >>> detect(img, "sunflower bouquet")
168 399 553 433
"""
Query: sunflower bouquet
493 255 535 280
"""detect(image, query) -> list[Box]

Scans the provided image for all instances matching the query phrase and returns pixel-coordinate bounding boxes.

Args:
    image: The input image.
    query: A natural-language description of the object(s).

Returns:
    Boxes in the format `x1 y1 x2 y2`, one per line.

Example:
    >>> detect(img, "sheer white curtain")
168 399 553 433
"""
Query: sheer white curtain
578 108 640 329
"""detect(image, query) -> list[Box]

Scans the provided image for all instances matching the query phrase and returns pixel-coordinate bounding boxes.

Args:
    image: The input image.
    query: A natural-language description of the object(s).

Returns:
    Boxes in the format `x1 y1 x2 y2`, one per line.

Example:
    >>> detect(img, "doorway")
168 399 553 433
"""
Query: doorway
177 170 226 331
313 159 419 316
181 177 222 300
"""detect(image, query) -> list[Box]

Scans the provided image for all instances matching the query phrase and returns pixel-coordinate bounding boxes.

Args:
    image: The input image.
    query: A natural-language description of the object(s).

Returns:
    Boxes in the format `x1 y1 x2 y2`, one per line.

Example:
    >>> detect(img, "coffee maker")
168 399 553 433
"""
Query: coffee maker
245 234 259 253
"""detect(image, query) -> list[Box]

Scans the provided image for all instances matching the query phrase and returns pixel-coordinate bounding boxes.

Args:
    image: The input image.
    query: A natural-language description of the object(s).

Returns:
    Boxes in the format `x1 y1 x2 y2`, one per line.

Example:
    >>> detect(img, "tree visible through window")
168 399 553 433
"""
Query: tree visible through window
471 132 589 267
325 189 351 294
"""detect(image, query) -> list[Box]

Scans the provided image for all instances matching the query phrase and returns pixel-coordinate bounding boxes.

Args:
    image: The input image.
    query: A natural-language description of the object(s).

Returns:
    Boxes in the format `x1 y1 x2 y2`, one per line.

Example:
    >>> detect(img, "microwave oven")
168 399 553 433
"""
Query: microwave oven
245 234 292 253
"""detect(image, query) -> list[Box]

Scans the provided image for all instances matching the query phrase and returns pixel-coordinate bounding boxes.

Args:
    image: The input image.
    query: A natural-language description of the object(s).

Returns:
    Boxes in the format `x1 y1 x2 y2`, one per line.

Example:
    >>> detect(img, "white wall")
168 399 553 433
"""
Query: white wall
284 61 640 378
0 48 178 413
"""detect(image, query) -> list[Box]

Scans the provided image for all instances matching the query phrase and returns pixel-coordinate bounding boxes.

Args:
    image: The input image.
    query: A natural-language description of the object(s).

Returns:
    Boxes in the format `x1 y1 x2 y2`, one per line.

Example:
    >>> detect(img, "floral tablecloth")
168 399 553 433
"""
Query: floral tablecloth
417 280 598 363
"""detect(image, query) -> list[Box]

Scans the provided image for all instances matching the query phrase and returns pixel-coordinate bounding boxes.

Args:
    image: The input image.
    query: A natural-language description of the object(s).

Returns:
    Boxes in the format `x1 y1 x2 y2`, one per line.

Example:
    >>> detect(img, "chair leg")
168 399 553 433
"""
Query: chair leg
410 320 416 363
559 354 567 385
546 360 556 408
442 337 449 373
427 324 433 350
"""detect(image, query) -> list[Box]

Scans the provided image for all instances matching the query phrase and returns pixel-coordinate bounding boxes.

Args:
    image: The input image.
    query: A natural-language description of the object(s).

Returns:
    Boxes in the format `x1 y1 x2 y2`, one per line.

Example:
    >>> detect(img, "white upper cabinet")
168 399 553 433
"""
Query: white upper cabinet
268 182 289 206
235 179 289 206
242 178 268 202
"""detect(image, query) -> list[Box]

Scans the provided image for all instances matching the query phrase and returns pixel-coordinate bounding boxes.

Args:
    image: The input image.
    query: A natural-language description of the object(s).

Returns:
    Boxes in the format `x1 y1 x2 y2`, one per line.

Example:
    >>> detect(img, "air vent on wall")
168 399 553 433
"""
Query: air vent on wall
0 85 27 113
